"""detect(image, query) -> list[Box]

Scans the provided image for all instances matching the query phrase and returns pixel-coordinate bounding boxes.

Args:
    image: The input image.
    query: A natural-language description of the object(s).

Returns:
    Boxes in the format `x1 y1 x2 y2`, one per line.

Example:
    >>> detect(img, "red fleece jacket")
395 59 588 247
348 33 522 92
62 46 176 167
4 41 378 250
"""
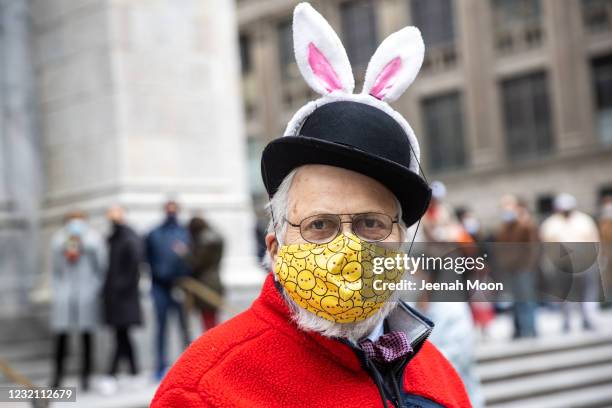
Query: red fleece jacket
151 274 471 407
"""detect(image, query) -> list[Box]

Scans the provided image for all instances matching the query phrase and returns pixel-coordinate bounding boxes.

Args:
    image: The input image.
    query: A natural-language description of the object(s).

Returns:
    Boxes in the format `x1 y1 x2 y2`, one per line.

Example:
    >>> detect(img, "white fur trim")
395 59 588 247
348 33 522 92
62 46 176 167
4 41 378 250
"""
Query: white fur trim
362 27 424 102
283 93 422 175
293 3 355 95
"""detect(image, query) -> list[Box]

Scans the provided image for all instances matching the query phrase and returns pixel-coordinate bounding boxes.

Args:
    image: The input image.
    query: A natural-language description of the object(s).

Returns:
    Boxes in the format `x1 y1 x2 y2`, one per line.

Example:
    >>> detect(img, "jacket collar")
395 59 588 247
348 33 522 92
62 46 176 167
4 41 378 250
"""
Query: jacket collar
252 273 433 372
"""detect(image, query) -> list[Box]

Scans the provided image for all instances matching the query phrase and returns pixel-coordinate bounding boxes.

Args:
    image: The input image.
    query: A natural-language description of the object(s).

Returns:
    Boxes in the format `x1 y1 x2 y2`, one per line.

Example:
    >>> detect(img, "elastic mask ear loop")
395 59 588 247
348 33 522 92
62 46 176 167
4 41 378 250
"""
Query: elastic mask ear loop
407 218 421 257
267 199 282 247
266 200 284 279
405 141 428 258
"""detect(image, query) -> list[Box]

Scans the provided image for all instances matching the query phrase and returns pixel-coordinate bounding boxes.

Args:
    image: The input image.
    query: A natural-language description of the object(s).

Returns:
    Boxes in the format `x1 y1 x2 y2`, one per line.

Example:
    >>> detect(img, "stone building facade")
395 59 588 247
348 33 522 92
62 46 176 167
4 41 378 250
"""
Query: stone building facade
238 0 612 227
0 0 262 317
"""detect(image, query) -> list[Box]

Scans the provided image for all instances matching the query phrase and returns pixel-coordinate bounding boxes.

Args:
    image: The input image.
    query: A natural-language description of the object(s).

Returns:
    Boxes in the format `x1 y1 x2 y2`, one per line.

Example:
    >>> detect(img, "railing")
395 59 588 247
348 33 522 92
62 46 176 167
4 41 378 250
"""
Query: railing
0 359 48 408
495 21 543 56
582 0 612 36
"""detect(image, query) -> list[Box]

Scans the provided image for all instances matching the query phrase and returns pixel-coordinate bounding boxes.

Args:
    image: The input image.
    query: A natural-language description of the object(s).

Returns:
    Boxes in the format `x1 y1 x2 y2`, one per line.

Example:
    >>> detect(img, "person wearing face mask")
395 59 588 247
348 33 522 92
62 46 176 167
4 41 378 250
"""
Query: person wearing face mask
495 195 539 338
541 193 601 331
418 200 484 407
50 211 106 391
145 200 192 381
421 181 463 243
99 205 143 393
152 4 469 407
457 209 482 242
455 208 495 341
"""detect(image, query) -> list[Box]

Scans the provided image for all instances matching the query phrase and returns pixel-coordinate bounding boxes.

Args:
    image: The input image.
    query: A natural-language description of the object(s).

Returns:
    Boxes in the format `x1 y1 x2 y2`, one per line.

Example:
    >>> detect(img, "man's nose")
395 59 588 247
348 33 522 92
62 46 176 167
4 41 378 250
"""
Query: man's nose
339 221 353 236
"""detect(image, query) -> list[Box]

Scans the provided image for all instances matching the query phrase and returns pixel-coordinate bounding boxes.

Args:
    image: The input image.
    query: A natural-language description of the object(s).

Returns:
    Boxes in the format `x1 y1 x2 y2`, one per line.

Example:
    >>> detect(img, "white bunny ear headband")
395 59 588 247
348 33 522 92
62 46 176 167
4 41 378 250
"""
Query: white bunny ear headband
284 2 425 174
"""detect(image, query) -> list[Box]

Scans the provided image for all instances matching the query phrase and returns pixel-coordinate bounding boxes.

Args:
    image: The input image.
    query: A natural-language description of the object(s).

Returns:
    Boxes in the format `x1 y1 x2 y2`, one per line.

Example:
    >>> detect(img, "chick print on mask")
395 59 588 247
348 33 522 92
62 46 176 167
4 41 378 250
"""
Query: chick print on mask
274 233 404 323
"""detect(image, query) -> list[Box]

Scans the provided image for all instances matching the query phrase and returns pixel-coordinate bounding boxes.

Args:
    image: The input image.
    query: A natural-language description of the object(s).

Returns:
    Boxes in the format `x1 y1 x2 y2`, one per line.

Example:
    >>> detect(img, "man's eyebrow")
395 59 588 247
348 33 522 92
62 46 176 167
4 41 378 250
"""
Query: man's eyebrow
289 208 332 220
290 208 394 220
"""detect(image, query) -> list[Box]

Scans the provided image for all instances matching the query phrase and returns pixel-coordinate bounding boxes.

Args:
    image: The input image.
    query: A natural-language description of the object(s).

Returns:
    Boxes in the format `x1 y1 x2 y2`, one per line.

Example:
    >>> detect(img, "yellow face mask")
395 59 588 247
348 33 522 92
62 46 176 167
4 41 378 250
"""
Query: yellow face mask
273 233 404 323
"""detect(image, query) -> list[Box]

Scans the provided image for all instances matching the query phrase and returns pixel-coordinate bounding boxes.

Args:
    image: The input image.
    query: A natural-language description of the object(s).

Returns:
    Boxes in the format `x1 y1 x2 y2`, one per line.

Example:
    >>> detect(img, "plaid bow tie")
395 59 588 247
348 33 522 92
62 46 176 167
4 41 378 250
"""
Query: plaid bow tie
359 331 413 364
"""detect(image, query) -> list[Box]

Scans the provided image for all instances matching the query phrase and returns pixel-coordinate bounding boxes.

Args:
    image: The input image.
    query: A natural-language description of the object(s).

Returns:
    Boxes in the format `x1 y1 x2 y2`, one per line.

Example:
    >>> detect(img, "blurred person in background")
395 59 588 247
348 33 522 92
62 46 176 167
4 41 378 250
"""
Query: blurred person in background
456 208 483 242
184 216 224 332
50 210 106 391
541 193 601 331
422 181 463 243
101 205 143 391
599 194 612 299
496 195 539 338
418 184 484 407
152 4 470 406
146 200 191 380
422 301 484 408
456 208 496 339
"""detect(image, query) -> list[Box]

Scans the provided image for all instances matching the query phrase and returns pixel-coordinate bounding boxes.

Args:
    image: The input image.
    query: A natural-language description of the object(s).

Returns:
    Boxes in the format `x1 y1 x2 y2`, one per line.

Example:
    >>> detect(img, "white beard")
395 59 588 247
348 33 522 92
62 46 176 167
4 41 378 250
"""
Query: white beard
280 288 400 344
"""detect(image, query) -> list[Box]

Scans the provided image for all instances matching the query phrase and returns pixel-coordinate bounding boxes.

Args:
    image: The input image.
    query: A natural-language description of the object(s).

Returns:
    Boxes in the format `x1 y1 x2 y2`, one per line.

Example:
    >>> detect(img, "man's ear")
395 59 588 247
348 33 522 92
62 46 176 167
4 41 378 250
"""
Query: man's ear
265 232 279 259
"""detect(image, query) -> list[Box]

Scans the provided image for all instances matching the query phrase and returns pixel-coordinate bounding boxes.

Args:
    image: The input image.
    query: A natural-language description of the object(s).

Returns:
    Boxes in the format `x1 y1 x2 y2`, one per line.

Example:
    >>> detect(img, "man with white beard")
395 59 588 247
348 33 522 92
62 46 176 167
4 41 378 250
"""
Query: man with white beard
152 3 469 407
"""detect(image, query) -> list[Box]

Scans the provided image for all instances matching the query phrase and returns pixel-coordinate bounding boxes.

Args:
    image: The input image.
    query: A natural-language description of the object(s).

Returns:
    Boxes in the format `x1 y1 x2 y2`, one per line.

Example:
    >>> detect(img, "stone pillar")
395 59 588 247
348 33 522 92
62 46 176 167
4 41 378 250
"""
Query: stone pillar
456 0 505 169
0 11 7 213
544 0 595 153
0 0 41 316
31 0 262 289
253 21 283 143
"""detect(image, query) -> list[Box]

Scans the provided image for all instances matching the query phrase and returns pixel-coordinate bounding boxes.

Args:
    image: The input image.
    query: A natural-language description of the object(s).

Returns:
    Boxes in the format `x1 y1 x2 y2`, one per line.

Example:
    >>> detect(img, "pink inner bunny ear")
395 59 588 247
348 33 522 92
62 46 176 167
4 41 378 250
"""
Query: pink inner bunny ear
308 42 343 93
369 56 402 100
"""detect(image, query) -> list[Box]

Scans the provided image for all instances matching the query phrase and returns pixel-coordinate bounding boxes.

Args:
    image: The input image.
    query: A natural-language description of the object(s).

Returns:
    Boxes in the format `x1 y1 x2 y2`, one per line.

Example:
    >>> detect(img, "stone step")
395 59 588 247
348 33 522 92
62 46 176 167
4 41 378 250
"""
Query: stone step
476 329 612 363
0 358 51 387
0 313 50 343
477 343 612 383
483 362 612 405
48 374 157 408
53 386 157 408
488 382 612 408
0 339 51 363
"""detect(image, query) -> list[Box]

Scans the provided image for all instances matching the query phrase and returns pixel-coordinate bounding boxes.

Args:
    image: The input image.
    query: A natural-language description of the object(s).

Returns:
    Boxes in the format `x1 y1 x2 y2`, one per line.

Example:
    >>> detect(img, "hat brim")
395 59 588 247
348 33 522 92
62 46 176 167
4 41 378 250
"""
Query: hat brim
261 136 431 227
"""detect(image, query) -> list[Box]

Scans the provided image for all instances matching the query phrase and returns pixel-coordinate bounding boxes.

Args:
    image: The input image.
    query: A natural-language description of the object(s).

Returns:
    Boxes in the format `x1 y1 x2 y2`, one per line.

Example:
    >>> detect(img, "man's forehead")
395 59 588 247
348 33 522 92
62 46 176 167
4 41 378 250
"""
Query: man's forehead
287 165 398 217
291 164 383 187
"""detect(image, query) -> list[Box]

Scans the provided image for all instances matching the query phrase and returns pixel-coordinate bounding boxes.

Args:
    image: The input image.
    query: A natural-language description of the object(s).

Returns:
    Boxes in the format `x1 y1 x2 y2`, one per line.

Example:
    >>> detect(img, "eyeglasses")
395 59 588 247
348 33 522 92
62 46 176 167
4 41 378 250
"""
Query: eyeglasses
284 213 399 244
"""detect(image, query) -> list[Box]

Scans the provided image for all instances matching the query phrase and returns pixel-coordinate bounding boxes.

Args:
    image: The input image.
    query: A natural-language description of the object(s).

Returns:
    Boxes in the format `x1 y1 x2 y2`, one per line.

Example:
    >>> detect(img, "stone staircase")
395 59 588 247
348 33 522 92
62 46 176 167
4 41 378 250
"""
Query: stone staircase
478 316 612 408
0 313 52 389
0 283 263 407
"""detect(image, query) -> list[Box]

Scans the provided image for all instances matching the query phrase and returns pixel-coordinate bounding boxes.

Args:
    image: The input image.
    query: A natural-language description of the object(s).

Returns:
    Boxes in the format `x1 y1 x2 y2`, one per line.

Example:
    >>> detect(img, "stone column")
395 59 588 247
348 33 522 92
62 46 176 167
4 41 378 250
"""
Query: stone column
253 21 283 143
32 0 262 289
456 0 505 169
544 0 594 153
0 2 7 214
0 0 41 316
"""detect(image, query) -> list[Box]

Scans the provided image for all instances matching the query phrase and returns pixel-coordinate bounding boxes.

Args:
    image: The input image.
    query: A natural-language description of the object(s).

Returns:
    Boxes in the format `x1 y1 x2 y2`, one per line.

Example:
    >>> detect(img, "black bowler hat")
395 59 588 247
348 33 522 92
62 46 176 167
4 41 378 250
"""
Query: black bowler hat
261 101 431 227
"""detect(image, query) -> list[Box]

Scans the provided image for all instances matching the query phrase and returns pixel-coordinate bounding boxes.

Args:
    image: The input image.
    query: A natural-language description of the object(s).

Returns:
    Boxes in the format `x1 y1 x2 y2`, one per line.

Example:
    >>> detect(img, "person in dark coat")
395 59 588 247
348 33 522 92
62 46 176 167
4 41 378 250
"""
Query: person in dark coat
103 205 143 378
146 200 191 380
185 216 224 331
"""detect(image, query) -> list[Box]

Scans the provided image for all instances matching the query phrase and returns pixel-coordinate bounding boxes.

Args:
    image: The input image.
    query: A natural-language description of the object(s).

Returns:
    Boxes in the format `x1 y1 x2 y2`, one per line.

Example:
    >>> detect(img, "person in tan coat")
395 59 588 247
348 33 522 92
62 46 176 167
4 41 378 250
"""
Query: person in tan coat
599 195 612 301
541 193 601 331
